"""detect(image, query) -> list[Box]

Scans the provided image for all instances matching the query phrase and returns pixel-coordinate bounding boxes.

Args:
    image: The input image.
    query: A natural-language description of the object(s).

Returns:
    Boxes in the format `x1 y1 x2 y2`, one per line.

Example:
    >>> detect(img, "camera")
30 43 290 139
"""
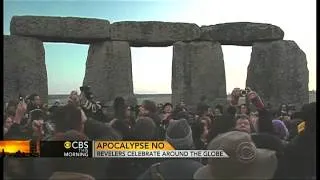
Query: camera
80 85 91 93
19 94 24 102
240 88 250 97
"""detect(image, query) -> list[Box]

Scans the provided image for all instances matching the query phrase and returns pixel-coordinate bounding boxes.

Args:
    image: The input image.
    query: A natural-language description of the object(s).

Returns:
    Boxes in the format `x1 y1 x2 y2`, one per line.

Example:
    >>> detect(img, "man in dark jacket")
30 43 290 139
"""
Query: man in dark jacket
274 102 316 180
138 119 204 180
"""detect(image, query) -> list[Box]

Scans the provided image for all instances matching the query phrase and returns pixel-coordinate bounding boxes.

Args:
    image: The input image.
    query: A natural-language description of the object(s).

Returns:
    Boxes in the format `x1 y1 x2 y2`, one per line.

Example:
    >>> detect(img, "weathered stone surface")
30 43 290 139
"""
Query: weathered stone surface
4 35 48 103
83 41 133 105
246 40 309 110
10 16 110 44
200 22 284 46
111 21 200 47
172 41 227 108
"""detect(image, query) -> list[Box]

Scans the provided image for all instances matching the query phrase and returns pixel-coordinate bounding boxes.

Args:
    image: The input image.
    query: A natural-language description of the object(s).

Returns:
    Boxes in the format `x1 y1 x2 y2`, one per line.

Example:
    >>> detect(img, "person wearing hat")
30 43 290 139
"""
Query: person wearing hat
194 131 278 180
138 119 203 180
271 120 289 141
274 102 316 179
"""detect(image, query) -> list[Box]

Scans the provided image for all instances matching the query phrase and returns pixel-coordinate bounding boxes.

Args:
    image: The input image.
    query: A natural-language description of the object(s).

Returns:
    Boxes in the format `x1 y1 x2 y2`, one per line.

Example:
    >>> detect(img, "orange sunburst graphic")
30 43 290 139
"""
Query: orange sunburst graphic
0 140 30 154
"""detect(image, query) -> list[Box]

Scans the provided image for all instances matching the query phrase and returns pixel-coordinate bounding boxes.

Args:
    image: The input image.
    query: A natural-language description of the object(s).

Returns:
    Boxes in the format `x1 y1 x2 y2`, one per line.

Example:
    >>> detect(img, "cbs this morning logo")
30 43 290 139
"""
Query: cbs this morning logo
63 141 89 157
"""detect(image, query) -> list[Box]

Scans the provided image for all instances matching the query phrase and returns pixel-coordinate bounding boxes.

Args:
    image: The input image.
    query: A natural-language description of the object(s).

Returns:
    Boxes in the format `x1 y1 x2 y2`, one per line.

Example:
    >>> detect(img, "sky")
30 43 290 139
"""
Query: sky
4 0 316 94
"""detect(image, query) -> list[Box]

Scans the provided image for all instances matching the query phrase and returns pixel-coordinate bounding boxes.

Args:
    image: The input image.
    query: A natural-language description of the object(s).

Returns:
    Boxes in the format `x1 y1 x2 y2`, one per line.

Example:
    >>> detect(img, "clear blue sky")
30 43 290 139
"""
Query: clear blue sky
4 0 316 94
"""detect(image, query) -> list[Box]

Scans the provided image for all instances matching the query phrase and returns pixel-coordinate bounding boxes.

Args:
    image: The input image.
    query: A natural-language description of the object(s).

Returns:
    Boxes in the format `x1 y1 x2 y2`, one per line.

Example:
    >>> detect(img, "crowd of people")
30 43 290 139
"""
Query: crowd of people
3 87 316 180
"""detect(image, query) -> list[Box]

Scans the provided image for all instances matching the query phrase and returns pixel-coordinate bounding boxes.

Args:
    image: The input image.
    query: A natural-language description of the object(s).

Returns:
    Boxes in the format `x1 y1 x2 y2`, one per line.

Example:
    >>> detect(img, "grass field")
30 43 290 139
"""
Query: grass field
48 94 172 106
48 91 316 106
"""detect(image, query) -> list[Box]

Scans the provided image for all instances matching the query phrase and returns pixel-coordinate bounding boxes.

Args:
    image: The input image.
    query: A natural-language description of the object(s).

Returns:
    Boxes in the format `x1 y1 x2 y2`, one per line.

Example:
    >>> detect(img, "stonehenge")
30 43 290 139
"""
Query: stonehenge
4 15 309 108
172 41 226 108
111 21 200 47
4 35 48 103
10 16 111 44
246 40 309 109
200 22 284 46
83 41 133 105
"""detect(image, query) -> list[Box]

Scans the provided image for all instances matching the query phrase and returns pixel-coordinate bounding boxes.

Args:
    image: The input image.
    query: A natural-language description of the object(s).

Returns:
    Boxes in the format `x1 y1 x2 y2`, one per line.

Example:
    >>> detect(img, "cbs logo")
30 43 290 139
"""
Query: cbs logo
64 141 89 149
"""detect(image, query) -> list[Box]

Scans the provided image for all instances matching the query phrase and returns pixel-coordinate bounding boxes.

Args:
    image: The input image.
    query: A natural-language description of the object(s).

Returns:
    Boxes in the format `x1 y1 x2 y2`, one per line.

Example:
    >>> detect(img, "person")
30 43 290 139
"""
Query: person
34 130 108 180
48 100 60 114
207 113 235 142
139 100 162 139
226 105 237 117
78 87 104 122
192 118 209 150
109 97 133 140
4 99 29 139
194 131 278 180
239 104 250 115
249 111 259 132
165 119 194 150
4 100 18 135
286 112 304 140
214 104 223 116
196 103 210 119
272 120 289 142
27 93 42 112
274 102 316 179
139 100 161 125
234 114 253 134
228 87 284 156
246 90 286 159
138 119 203 180
157 103 164 114
128 117 161 179
132 117 158 140
278 104 289 117
49 104 87 139
84 118 122 141
159 103 173 130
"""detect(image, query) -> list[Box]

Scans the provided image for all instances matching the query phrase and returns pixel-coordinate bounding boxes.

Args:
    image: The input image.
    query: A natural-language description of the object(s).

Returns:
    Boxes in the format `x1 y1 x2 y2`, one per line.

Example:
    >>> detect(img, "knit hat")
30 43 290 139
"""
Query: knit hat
272 120 289 140
165 119 194 150
194 131 277 180
134 117 157 140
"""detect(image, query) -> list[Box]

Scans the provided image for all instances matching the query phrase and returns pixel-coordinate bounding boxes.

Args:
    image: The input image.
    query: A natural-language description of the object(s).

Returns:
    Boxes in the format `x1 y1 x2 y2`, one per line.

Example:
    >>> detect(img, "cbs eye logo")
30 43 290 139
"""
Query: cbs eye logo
64 141 72 149
64 141 89 149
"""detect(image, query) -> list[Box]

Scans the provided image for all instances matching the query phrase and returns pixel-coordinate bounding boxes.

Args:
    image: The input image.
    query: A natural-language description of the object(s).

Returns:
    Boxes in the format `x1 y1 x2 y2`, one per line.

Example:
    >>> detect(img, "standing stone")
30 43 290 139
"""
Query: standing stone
10 16 111 44
111 21 200 47
4 35 48 103
200 22 284 46
172 41 226 108
83 41 133 105
246 40 309 110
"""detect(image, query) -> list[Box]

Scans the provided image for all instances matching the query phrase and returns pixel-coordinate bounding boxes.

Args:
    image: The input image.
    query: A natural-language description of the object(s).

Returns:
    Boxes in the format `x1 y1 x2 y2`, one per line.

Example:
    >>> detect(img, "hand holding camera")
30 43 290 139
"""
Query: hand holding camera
246 88 265 110
239 87 251 97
